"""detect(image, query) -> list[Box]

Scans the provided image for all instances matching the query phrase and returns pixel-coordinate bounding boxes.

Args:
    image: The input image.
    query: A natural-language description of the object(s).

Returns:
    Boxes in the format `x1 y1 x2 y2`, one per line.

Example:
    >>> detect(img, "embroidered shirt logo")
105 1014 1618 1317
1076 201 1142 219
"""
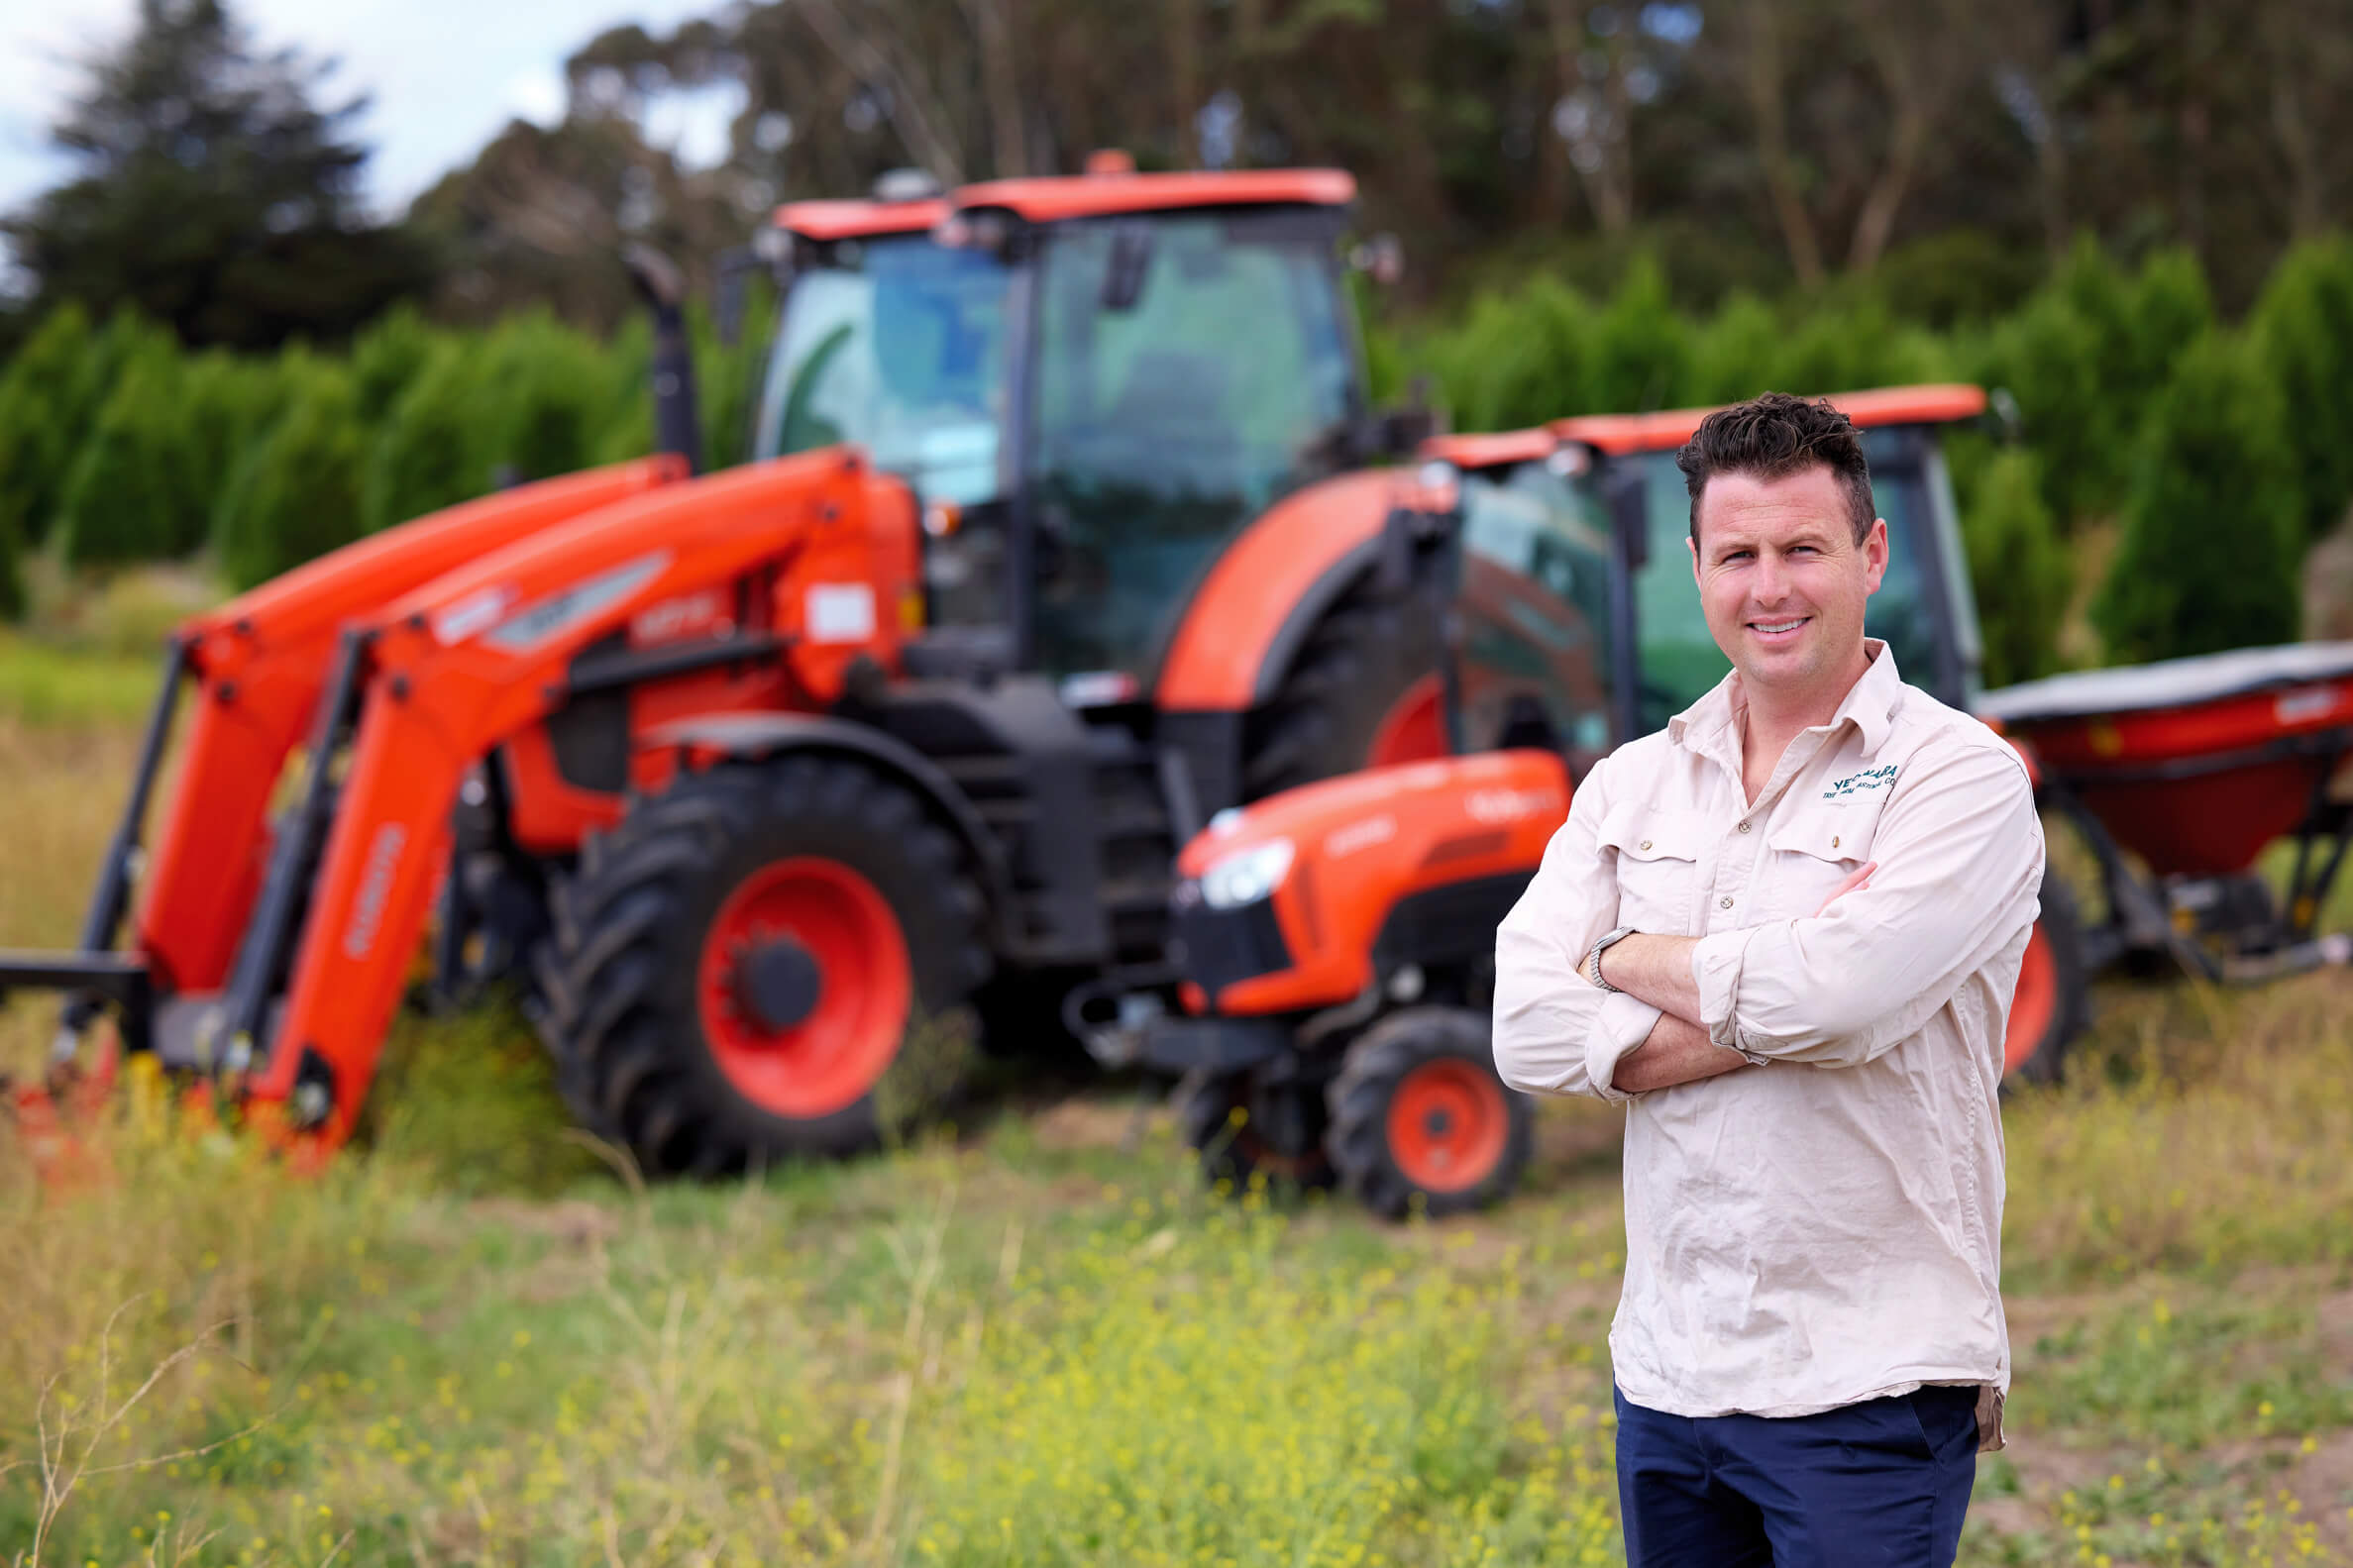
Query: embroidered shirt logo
1822 764 1899 800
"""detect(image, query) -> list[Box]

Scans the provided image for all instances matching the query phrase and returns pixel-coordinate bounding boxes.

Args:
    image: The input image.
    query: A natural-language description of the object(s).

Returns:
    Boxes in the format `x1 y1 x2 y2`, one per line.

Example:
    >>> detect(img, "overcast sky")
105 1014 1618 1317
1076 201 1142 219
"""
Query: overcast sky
0 0 741 224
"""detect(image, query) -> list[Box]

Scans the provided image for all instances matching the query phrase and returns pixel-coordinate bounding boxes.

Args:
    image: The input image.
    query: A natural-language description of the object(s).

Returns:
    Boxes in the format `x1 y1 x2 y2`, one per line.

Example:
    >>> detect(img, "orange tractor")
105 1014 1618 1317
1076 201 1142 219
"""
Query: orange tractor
1 162 1459 1174
1127 387 2113 1214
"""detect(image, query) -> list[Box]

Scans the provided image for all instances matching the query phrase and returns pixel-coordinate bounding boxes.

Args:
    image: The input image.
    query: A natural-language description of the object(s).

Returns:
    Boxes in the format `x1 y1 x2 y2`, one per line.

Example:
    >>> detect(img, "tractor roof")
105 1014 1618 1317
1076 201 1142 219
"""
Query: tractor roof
774 166 1354 244
1552 383 1987 455
1419 428 1559 471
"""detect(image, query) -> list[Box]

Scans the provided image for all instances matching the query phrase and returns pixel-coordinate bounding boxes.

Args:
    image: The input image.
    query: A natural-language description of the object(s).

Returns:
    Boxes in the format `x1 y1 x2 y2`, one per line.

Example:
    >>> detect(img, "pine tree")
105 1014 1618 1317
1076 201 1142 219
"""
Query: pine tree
1957 446 2071 687
2251 237 2353 543
0 304 102 546
2092 333 2303 663
216 364 365 587
2 0 428 350
56 351 203 566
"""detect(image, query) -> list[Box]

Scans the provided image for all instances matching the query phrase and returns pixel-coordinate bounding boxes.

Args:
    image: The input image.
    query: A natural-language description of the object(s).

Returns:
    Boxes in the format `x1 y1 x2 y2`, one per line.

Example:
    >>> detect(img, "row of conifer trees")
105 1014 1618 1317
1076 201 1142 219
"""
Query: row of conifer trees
2 236 2351 685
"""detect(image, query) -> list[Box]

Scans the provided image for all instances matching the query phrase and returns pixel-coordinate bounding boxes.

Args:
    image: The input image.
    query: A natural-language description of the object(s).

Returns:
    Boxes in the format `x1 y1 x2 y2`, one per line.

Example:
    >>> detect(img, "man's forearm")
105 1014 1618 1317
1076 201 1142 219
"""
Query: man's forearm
1598 933 1704 1023
1611 1010 1747 1094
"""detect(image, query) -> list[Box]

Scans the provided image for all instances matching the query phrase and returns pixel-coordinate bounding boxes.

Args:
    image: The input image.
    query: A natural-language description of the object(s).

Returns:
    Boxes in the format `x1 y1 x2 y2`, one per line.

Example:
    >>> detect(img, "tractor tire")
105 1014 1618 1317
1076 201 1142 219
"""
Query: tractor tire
1328 1008 1533 1219
2002 866 2090 1086
537 756 990 1175
1177 1069 1336 1194
1241 573 1446 800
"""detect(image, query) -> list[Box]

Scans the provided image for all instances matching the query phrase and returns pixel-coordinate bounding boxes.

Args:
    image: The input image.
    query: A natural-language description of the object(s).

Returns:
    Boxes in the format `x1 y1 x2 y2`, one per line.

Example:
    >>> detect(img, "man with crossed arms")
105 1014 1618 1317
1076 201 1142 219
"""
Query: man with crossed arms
1493 392 2043 1567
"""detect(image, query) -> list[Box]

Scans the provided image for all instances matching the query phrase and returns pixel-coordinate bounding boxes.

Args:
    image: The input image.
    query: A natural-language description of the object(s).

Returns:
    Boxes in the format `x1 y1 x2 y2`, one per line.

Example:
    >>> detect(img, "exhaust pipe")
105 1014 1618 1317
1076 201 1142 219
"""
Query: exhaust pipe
624 244 702 475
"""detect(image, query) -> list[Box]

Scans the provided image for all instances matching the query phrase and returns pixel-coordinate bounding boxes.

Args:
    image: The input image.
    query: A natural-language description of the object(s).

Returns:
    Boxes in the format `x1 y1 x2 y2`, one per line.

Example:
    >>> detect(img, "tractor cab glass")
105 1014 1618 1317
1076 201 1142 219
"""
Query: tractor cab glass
1622 427 1981 732
1024 207 1361 679
755 235 1012 506
1453 457 1619 765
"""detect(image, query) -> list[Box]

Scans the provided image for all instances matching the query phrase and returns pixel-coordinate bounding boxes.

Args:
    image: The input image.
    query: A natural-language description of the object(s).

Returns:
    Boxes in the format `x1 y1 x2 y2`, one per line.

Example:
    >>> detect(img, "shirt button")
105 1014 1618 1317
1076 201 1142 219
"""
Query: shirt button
1832 834 1841 848
1738 821 1752 833
1640 840 1653 851
1719 896 1734 908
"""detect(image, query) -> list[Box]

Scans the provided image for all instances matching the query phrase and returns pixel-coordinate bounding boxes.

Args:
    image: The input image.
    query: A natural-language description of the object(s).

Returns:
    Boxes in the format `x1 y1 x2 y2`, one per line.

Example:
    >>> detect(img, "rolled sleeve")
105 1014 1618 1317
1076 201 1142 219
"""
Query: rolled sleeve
1706 738 2044 1069
1584 991 1666 1101
1691 929 1769 1065
1493 758 1659 1100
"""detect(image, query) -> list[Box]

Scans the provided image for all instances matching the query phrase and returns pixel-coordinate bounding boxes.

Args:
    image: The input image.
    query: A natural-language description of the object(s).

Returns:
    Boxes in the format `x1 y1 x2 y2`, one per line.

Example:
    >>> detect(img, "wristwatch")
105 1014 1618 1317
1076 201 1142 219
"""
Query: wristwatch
1584 925 1638 993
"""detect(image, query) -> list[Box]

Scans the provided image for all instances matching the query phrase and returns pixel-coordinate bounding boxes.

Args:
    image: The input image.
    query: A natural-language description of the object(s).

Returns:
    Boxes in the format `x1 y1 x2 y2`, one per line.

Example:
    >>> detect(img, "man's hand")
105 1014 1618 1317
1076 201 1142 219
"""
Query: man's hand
1817 861 1876 916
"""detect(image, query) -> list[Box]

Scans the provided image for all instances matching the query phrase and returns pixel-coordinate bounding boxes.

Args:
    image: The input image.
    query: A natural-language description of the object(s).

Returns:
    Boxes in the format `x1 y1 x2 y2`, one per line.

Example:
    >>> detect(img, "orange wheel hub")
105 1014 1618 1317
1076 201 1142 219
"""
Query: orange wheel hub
1386 1058 1507 1193
696 857 910 1118
2003 922 2058 1078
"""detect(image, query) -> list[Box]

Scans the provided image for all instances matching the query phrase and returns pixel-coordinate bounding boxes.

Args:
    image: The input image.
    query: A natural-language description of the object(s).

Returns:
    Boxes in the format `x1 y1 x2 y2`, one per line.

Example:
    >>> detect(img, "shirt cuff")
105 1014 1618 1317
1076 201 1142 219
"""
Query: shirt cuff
1583 991 1665 1102
1692 928 1768 1064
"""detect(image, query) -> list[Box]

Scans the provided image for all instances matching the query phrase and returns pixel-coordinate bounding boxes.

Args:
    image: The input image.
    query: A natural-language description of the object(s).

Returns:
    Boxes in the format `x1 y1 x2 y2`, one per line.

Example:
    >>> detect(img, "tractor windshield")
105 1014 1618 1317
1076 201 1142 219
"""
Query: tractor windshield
754 236 1012 507
1024 207 1360 679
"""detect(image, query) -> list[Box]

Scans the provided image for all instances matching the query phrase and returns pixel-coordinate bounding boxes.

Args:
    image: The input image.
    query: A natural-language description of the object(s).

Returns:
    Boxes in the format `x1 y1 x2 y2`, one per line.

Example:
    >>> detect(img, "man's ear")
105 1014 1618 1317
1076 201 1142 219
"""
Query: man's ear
1687 531 1702 591
1862 517 1888 594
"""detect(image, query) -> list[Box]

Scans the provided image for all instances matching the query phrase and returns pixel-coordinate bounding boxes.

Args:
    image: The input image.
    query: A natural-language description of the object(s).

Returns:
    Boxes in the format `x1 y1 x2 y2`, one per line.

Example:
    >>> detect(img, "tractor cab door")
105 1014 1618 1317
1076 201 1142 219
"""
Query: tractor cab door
1450 451 1623 774
1019 205 1364 686
754 233 1017 641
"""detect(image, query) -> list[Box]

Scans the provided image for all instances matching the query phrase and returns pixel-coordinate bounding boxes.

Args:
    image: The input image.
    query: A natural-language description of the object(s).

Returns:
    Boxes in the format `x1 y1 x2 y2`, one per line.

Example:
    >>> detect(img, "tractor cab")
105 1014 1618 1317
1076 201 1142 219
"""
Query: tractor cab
755 165 1389 689
1430 384 1988 776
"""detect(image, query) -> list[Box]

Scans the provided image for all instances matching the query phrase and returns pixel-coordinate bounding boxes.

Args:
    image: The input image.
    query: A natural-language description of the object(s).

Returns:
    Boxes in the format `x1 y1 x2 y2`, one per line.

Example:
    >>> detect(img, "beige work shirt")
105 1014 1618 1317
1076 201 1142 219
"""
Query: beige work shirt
1493 642 2042 1421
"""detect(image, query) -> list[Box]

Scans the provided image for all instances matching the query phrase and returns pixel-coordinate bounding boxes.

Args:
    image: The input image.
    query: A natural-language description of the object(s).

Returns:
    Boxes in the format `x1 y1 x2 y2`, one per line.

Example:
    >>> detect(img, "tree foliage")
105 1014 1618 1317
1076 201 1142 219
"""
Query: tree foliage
2092 334 2304 664
1955 445 2070 688
215 362 365 588
2 0 430 350
2251 237 2353 543
56 349 203 566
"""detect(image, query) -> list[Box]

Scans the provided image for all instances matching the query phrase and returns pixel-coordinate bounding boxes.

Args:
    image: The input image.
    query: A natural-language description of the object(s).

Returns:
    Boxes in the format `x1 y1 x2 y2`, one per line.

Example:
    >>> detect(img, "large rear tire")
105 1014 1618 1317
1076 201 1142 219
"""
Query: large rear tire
1328 1008 1532 1218
538 757 990 1175
1241 574 1446 800
2003 866 2089 1085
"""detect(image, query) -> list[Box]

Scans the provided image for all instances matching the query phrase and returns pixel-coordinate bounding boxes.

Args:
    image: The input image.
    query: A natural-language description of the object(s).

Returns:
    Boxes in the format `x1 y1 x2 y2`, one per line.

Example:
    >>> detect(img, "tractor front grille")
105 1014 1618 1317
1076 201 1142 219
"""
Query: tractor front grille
1168 883 1291 999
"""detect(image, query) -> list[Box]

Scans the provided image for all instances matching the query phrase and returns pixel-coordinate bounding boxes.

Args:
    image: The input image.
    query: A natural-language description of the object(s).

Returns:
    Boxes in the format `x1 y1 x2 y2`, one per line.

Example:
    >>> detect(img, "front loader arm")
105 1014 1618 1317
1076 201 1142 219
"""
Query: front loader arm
136 458 687 993
233 450 917 1150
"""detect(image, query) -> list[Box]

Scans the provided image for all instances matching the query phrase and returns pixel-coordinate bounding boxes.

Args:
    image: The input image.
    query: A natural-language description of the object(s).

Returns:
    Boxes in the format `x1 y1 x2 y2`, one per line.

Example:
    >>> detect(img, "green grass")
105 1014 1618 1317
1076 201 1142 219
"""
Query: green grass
8 646 2353 1566
0 635 162 728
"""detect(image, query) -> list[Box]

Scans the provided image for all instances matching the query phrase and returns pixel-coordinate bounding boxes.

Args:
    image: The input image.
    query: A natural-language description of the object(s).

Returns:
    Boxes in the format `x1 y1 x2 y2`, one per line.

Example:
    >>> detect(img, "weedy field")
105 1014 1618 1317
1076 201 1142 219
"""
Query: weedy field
6 648 2353 1567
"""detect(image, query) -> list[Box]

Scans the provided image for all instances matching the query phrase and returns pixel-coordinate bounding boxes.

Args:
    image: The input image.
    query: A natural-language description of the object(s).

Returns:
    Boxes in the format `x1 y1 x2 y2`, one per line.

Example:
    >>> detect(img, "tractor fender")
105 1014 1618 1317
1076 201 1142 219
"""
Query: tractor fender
1156 469 1432 712
636 711 1020 944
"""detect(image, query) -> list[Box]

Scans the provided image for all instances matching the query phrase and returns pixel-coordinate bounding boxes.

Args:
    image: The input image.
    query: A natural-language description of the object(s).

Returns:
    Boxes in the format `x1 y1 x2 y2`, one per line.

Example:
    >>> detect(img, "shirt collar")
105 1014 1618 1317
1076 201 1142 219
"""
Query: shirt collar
1667 639 1903 762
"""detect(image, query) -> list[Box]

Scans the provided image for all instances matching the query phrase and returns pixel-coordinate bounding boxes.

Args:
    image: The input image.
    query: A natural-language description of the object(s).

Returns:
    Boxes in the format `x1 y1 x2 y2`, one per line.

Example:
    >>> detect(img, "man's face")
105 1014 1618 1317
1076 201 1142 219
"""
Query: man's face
1687 464 1887 701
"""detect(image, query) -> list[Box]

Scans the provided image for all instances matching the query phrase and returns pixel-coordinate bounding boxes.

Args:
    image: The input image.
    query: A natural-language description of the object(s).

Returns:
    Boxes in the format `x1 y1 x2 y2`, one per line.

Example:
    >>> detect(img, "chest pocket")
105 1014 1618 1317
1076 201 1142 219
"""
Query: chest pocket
1764 810 1881 922
1599 804 1708 935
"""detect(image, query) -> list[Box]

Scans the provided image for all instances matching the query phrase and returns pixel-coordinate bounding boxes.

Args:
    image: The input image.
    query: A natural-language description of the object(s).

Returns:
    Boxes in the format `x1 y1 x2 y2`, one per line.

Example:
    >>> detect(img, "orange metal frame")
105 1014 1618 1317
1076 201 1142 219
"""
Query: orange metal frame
246 451 919 1153
134 459 686 993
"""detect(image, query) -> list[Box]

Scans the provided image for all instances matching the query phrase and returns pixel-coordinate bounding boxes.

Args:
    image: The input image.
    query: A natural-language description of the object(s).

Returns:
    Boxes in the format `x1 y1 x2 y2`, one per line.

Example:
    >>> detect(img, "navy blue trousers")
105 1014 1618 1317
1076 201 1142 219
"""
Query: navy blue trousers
1614 1385 1979 1568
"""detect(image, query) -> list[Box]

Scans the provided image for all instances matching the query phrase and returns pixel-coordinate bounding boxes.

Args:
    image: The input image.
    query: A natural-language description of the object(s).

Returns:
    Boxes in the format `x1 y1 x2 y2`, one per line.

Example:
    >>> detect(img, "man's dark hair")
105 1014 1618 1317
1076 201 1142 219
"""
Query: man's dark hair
1676 392 1875 547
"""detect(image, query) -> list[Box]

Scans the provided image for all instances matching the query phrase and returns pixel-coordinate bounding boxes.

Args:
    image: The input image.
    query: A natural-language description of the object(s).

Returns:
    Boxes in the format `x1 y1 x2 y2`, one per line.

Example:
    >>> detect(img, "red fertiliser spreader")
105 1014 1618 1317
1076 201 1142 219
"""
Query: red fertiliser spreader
1979 643 2353 1057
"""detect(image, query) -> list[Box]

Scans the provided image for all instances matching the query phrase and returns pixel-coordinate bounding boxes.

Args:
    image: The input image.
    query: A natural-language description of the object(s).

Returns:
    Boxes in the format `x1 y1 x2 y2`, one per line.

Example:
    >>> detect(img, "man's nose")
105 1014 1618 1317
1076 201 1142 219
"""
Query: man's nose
1751 553 1791 605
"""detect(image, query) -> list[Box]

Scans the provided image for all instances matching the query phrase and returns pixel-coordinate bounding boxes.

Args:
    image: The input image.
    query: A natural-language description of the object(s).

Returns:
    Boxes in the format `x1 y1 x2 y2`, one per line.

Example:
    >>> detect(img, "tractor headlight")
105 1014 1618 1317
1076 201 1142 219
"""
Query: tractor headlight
1200 838 1294 910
